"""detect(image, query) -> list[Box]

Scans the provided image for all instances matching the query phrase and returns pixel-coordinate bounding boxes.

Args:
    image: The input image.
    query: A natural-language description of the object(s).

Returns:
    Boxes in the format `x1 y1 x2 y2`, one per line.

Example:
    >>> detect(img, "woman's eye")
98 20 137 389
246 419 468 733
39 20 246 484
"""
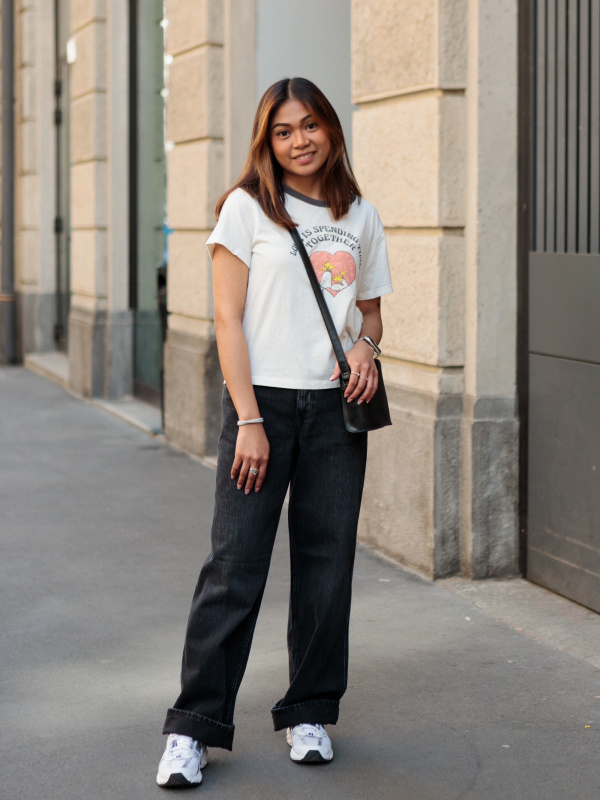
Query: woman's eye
306 122 317 130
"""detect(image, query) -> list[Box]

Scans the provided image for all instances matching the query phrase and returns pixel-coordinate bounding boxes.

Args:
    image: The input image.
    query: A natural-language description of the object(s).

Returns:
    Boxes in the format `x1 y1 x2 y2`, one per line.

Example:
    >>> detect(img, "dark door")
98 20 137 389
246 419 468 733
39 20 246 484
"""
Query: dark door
129 0 167 407
527 0 600 612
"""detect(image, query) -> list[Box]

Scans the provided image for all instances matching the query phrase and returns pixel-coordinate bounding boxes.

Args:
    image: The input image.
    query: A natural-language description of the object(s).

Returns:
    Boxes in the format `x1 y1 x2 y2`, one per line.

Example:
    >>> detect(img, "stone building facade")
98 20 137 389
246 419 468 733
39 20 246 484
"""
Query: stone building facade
2 0 521 583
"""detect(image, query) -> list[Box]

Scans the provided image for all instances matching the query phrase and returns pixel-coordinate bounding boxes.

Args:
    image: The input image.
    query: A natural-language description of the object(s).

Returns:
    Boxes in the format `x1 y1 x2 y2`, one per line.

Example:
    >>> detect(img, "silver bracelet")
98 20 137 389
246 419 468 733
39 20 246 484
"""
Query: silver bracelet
237 417 264 426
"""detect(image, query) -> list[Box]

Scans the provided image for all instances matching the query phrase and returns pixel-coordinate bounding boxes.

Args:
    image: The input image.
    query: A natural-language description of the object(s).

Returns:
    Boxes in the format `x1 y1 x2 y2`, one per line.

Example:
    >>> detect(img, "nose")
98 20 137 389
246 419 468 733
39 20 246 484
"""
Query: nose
291 127 309 148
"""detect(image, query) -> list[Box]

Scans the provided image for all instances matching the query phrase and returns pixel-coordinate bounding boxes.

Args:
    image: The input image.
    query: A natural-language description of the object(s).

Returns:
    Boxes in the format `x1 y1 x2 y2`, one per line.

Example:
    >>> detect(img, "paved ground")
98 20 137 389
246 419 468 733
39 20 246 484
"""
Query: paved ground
2 366 600 800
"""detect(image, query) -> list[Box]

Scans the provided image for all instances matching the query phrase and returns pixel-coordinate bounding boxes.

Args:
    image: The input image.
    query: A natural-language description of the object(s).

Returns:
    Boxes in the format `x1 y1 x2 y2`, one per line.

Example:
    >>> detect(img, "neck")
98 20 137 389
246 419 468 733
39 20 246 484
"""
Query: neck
282 173 324 201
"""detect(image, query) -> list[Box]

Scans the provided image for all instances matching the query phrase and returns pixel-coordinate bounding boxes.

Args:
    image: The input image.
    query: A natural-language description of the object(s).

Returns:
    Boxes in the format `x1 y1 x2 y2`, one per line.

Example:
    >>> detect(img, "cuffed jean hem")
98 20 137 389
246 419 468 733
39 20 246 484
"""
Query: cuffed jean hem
271 700 340 732
163 708 235 751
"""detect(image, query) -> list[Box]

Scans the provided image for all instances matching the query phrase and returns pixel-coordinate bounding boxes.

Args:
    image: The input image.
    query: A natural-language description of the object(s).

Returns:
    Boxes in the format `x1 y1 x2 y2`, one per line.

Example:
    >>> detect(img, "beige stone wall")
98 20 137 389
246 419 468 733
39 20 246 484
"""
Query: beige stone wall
14 0 57 354
163 0 256 455
161 0 519 578
352 0 468 577
162 0 225 454
68 0 132 398
68 3 107 320
4 0 516 579
352 0 518 578
460 0 519 578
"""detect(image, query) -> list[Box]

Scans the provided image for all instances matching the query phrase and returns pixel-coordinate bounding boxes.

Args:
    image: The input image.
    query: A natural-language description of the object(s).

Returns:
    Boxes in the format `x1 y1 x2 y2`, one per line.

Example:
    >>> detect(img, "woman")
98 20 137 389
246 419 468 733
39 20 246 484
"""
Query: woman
157 77 392 788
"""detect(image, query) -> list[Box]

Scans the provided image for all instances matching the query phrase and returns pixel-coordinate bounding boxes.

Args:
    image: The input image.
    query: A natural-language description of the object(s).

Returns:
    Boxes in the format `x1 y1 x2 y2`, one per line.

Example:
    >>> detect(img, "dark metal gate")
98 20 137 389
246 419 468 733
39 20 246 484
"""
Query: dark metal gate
526 0 600 612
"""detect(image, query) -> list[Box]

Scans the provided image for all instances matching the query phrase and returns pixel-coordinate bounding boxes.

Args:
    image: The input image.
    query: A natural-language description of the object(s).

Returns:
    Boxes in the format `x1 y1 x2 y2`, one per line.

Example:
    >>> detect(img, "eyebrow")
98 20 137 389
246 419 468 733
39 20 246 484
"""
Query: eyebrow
272 114 313 130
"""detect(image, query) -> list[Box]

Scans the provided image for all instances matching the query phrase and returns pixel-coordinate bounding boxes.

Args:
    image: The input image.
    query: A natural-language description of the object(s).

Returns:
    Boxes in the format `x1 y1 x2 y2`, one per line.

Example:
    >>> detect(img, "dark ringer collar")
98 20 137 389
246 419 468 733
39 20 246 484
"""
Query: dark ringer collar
283 184 328 207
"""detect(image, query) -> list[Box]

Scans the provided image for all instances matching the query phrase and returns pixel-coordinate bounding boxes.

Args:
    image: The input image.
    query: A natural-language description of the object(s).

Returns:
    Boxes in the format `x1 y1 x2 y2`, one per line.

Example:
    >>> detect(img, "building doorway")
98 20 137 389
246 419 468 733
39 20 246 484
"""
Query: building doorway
523 0 600 612
129 0 167 407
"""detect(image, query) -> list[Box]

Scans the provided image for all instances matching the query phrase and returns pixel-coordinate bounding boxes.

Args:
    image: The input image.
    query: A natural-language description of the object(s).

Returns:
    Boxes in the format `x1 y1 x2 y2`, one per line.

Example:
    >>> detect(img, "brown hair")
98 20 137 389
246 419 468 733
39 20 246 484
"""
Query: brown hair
215 77 361 229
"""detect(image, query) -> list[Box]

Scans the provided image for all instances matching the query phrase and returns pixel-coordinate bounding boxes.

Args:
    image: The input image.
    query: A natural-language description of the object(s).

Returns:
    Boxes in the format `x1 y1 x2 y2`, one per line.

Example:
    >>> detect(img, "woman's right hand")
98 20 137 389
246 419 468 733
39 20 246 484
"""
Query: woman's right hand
231 424 270 494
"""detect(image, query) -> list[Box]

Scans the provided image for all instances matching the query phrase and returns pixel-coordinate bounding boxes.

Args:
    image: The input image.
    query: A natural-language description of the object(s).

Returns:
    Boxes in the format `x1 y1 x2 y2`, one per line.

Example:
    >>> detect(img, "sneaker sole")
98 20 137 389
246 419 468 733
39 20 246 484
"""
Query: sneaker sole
158 771 202 788
290 748 333 764
157 754 207 788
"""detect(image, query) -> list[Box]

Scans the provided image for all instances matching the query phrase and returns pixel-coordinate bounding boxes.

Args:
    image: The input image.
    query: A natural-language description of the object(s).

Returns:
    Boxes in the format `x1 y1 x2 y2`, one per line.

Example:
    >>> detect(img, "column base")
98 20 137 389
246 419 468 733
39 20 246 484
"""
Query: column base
358 383 462 579
460 397 519 578
163 327 222 457
15 291 56 360
68 306 133 398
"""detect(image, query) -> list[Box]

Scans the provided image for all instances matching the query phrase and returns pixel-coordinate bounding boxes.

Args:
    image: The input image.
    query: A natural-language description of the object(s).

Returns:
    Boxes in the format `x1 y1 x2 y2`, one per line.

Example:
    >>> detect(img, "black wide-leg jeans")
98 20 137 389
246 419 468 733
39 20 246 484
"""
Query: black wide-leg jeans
163 385 368 750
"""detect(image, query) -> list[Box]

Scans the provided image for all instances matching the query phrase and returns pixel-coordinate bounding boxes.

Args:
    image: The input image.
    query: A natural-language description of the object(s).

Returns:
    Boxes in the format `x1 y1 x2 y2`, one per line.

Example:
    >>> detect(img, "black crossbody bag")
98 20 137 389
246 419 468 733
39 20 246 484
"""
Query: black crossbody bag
290 227 392 434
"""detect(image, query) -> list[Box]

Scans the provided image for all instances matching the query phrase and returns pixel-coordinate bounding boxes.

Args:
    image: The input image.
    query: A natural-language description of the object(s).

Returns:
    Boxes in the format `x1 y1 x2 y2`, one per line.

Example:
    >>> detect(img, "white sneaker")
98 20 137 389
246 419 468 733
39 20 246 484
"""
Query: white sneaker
286 723 333 763
156 733 208 788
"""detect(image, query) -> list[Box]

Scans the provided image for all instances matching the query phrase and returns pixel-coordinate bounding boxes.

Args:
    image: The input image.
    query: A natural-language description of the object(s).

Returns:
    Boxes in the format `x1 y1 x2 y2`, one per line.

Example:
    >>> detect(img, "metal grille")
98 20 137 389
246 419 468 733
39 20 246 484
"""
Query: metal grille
533 0 600 253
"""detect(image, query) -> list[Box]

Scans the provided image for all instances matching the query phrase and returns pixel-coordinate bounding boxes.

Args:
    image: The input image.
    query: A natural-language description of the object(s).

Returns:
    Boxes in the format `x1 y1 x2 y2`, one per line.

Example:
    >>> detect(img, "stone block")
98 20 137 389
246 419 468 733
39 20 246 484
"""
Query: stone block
16 228 38 286
68 305 104 397
361 427 434 576
383 234 438 365
104 310 134 397
70 93 107 162
165 0 224 55
19 65 36 120
379 358 464 397
438 94 465 226
17 173 38 229
69 21 107 99
382 232 464 366
70 161 107 229
70 229 107 298
460 397 519 578
353 94 465 227
164 327 223 457
437 234 464 365
16 291 55 357
352 0 436 99
359 391 436 576
352 0 467 99
166 46 224 142
439 0 468 87
68 305 133 398
19 6 35 67
71 0 106 33
167 232 214 319
19 119 37 174
167 140 224 229
358 384 462 578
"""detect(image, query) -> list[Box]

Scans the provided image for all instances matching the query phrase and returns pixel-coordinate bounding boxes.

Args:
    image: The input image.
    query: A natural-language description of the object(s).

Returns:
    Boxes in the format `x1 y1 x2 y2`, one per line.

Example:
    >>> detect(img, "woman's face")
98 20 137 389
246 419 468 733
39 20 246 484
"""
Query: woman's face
270 99 331 186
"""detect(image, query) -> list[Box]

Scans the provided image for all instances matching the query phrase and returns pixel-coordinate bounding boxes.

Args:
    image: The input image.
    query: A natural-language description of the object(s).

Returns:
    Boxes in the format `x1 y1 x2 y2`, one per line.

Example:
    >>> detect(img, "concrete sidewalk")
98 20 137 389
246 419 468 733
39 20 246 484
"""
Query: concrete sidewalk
2 366 599 800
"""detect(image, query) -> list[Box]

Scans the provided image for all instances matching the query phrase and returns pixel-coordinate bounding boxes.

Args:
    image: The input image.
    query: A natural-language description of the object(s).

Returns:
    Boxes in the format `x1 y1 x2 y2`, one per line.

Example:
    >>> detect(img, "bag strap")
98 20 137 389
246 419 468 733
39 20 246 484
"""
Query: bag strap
289 227 351 382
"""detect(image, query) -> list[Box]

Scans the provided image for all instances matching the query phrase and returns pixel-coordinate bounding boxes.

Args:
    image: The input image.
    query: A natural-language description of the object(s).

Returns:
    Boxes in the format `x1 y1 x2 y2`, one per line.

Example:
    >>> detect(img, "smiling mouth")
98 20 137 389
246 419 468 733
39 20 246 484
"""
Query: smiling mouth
294 152 316 162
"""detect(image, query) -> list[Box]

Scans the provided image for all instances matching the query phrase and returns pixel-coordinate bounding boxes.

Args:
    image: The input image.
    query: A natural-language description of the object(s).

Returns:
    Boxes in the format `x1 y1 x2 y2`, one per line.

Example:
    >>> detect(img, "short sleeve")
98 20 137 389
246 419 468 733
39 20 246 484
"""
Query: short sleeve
206 189 257 268
356 208 393 301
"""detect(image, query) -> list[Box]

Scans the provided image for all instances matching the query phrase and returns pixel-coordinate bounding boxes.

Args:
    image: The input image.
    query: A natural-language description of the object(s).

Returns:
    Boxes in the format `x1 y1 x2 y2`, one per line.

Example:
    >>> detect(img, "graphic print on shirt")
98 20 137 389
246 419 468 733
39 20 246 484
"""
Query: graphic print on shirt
310 251 357 297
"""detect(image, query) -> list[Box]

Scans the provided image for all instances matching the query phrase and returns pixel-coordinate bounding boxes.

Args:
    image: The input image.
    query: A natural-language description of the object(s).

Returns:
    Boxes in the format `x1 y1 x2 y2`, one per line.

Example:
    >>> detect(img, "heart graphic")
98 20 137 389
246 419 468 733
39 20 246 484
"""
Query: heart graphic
309 251 356 297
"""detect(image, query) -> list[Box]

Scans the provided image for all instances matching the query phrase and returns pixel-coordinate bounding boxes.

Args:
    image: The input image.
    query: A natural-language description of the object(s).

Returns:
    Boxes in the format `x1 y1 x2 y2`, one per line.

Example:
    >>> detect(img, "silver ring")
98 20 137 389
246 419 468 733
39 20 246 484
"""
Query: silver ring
359 376 368 381
351 371 360 377
249 467 258 476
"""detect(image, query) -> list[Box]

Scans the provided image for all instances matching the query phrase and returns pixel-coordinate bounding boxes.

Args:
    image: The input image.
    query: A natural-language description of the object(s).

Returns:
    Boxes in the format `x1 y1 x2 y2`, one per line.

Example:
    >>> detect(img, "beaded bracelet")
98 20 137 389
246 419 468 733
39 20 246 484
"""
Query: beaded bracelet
237 417 264 426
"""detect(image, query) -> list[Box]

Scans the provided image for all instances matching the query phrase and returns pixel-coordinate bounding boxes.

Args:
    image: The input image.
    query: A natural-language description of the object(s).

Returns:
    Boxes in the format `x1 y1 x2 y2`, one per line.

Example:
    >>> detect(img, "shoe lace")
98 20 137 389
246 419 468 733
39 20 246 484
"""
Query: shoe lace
167 734 200 759
295 724 325 738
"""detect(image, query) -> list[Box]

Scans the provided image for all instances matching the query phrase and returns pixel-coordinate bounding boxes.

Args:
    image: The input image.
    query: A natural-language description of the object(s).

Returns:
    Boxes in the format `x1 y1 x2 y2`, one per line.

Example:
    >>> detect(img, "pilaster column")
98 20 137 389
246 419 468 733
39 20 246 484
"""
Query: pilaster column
68 0 132 398
460 0 519 577
14 0 57 356
352 0 467 577
163 0 255 456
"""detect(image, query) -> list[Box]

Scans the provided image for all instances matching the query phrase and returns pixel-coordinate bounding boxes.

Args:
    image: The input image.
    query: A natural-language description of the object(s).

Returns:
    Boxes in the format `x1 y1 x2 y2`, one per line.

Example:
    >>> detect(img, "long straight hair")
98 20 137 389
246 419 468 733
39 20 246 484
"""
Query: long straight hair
215 78 361 229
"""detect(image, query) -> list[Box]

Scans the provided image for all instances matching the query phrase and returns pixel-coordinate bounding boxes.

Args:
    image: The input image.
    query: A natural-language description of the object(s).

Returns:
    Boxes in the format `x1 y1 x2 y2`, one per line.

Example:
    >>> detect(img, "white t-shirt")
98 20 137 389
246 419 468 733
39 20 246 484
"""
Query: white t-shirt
206 186 393 390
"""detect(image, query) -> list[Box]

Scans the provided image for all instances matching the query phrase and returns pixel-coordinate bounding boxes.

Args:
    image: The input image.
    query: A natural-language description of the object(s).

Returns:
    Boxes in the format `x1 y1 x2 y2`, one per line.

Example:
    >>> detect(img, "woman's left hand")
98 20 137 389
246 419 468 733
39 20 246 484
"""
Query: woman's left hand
330 340 378 404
